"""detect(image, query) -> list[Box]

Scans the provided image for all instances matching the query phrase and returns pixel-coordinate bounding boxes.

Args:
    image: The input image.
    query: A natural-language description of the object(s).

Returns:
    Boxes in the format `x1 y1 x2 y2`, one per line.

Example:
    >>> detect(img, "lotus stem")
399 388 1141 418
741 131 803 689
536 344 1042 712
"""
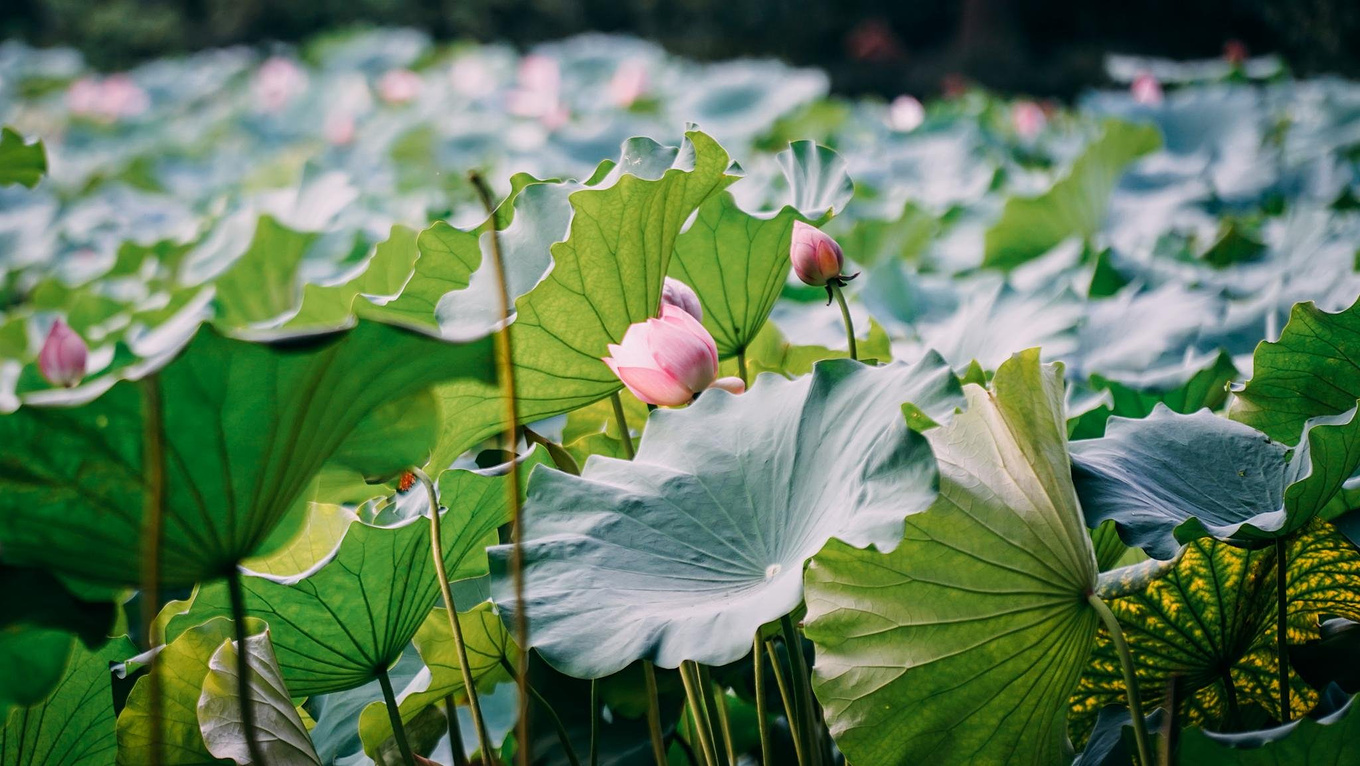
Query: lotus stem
712 679 737 766
1088 594 1154 766
498 657 582 766
697 665 727 764
610 391 636 460
680 661 720 766
138 376 165 766
754 637 772 765
589 678 600 766
764 640 805 766
781 615 821 766
414 467 494 761
643 661 668 766
1220 669 1240 730
444 696 469 766
226 570 268 766
1276 536 1290 723
469 169 530 766
736 349 748 388
377 666 418 766
827 282 857 361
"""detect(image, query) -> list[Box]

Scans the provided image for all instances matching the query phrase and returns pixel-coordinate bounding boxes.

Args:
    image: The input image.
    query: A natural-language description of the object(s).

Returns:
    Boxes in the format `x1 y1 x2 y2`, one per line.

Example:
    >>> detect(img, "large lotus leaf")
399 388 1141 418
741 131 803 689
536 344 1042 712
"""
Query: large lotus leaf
198 631 321 765
427 130 738 470
0 629 73 716
803 350 1100 766
492 354 963 678
166 451 542 697
356 603 515 757
983 120 1161 270
0 321 496 588
1 635 134 766
669 140 851 358
279 225 424 333
1179 697 1359 764
1232 297 1360 445
303 650 426 765
0 127 45 188
1090 350 1238 419
212 217 320 329
1069 521 1360 745
1072 405 1360 559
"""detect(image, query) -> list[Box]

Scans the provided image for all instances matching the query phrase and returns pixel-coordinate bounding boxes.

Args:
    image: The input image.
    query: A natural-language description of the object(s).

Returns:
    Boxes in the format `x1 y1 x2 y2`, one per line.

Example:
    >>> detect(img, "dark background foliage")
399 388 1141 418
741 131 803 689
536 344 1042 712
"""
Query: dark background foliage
1 0 1358 97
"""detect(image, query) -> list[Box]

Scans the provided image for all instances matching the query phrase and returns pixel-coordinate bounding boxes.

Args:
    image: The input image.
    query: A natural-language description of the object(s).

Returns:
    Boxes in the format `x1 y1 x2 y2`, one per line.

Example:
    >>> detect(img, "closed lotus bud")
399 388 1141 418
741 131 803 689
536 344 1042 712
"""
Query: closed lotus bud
790 221 846 287
604 305 741 406
1131 73 1163 105
1012 100 1046 139
660 277 702 321
38 319 87 388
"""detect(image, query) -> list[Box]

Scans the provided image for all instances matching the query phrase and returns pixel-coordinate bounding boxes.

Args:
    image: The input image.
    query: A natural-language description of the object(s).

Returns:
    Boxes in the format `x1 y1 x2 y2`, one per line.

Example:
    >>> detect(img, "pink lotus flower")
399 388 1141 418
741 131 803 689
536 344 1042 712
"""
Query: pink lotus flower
1012 100 1046 139
604 305 744 406
324 112 356 146
790 221 850 287
1131 73 1163 105
253 57 308 112
886 95 924 132
661 277 702 321
67 75 149 122
609 59 649 108
38 319 87 388
378 69 422 105
508 55 569 128
449 56 496 98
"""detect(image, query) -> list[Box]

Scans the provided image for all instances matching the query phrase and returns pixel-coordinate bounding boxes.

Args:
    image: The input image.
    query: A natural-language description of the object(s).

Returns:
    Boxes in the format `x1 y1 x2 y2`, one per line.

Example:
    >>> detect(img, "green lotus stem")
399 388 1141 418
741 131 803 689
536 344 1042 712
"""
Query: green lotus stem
680 661 720 766
589 678 600 766
764 640 805 766
377 666 418 766
697 665 727 764
444 696 470 766
1276 536 1290 723
1220 670 1240 729
827 282 857 361
781 615 820 766
498 656 582 766
611 391 636 460
523 426 581 475
643 661 668 766
712 679 737 766
227 570 268 766
736 349 748 388
753 637 772 765
414 467 494 761
469 169 531 766
1088 594 1153 766
138 376 166 766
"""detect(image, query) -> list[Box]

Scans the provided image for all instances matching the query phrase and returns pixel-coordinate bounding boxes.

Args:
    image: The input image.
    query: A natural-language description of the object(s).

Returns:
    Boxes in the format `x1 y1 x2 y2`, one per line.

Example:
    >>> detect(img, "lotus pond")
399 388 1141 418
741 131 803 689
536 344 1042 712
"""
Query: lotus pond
2 27 1360 766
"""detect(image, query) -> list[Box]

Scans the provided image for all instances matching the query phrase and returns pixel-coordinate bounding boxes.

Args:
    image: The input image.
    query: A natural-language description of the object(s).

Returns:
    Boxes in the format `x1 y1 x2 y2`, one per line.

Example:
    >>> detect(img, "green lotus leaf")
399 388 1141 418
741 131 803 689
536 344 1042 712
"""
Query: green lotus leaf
1072 405 1360 558
166 450 543 697
669 140 851 358
1232 297 1360 444
212 217 320 329
427 130 738 470
0 321 496 589
0 629 74 716
803 349 1100 766
0 127 45 188
493 353 963 678
198 631 321 765
279 225 424 333
356 603 515 758
984 120 1162 270
1179 696 1359 764
1090 350 1237 419
1 635 134 765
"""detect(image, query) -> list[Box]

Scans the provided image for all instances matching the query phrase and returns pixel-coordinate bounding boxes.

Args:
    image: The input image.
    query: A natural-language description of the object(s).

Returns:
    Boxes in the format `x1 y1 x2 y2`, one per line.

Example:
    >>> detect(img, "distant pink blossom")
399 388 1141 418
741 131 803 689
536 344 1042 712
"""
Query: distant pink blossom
253 56 308 112
609 59 649 108
378 69 422 105
1011 100 1047 139
38 319 87 388
886 95 924 132
1131 73 1163 105
449 57 496 98
508 55 568 129
67 74 149 122
324 112 356 146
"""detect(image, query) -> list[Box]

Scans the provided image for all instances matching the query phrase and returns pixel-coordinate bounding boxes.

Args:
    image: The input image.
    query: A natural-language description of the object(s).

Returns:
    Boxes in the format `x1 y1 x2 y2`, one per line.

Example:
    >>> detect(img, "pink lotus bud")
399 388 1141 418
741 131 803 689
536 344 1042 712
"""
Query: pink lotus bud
324 112 356 146
604 305 725 406
660 277 702 321
38 319 87 388
508 55 568 128
1224 39 1248 66
790 221 847 287
1131 73 1163 105
609 59 649 108
99 75 149 119
1011 100 1046 139
253 57 308 112
378 69 422 105
886 95 924 132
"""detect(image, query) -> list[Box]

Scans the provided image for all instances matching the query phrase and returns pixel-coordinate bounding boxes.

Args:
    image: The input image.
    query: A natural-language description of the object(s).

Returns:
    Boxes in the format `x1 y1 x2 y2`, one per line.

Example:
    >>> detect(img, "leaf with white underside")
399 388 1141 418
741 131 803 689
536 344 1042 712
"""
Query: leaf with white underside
198 631 321 765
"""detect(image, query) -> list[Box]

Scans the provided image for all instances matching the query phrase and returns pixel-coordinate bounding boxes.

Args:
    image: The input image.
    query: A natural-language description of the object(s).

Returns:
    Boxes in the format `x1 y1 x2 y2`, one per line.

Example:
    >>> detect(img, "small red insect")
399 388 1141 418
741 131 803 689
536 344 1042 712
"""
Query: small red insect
397 471 416 493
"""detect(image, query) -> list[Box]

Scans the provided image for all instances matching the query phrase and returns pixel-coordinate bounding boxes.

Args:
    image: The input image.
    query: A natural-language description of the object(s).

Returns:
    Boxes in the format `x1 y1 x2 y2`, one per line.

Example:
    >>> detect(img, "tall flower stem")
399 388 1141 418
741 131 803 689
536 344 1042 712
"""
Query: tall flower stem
226 570 268 766
414 467 493 760
138 376 165 766
780 615 820 766
610 391 636 460
1088 594 1153 766
764 640 805 766
469 170 530 766
444 696 470 766
753 637 772 765
680 661 720 766
589 679 600 766
643 662 669 766
712 679 737 766
827 282 857 361
1276 536 1291 722
377 666 418 766
498 657 582 766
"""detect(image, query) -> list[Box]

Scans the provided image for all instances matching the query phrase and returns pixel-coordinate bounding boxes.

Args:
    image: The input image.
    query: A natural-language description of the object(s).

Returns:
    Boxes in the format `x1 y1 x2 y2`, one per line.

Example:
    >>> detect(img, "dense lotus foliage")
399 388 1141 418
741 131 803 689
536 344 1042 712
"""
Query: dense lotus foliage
2 26 1360 766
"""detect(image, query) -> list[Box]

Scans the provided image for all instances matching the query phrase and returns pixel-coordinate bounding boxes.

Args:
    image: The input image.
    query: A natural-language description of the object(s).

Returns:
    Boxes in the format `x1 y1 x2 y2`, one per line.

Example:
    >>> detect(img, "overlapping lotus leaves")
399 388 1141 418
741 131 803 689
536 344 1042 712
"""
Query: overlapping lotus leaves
0 127 45 188
0 319 496 588
1 635 135 766
669 140 852 358
164 450 543 696
0 566 117 709
1178 697 1359 764
1069 521 1360 745
1072 404 1360 558
491 353 962 678
1232 296 1360 445
426 130 739 469
804 350 1099 766
356 603 515 757
198 631 322 765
